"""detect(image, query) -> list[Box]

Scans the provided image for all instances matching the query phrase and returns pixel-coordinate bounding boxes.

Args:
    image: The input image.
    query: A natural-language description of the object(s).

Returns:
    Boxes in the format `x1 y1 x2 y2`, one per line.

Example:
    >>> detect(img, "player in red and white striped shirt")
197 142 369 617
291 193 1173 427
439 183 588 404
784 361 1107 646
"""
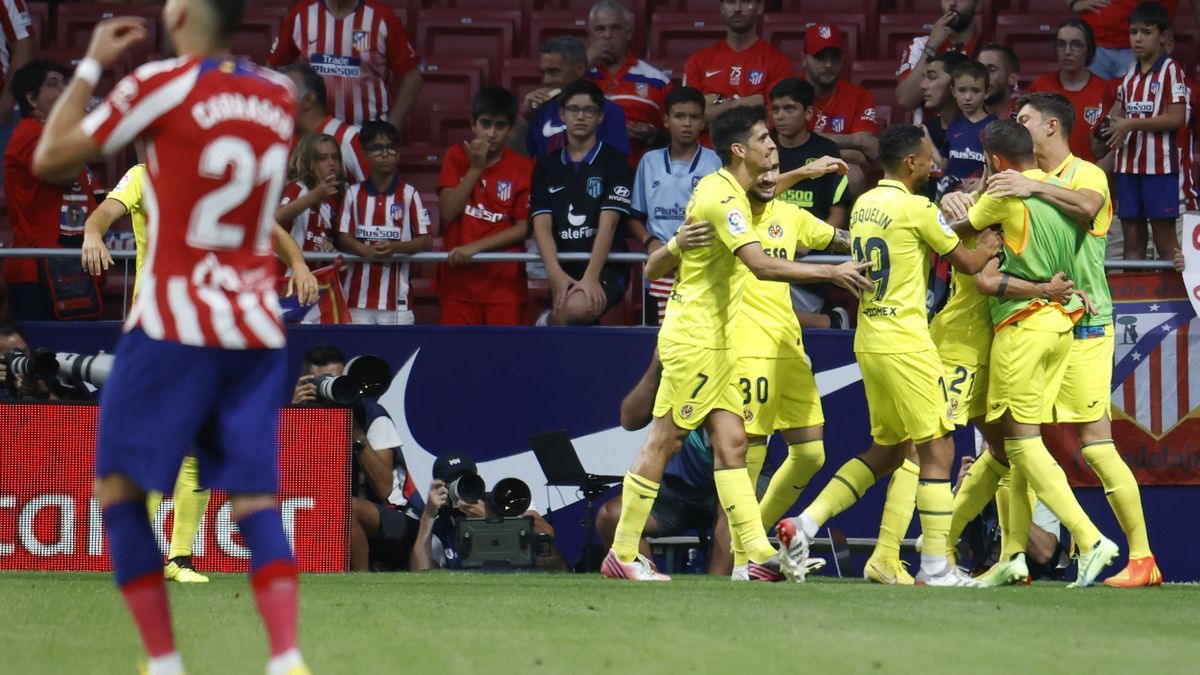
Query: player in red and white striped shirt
281 62 369 183
268 0 422 128
336 121 432 324
0 0 34 126
1106 3 1187 260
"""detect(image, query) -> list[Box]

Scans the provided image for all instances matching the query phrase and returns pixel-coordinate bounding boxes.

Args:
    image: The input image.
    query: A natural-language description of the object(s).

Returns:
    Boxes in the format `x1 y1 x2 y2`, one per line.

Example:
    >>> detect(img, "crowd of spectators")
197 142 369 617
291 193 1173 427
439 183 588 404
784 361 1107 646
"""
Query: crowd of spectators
0 0 1196 326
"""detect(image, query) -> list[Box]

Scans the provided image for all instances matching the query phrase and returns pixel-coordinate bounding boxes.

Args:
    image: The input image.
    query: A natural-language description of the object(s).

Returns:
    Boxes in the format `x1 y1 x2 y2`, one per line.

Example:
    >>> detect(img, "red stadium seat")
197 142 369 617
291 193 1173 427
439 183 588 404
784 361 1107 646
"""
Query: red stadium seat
231 5 290 65
396 146 446 197
993 16 1067 65
408 58 487 142
414 103 476 151
527 12 590 57
762 14 866 73
57 4 161 61
851 59 902 113
656 56 688 85
416 11 522 79
1015 61 1058 93
647 13 727 61
25 1 48 48
780 0 877 16
873 104 893 129
877 16 935 64
500 57 545 104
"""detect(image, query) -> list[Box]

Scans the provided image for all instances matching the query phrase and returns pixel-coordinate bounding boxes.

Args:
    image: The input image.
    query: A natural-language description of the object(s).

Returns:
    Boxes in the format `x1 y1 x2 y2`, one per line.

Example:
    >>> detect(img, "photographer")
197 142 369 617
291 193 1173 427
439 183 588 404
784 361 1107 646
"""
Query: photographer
0 321 59 400
292 344 423 571
412 451 568 572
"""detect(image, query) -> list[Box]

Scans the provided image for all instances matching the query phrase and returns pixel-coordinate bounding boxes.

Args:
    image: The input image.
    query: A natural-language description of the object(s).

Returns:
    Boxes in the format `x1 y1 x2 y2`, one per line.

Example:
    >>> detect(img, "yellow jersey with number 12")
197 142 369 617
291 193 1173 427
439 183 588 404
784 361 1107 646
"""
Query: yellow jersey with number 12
735 199 836 359
105 164 149 303
929 232 992 366
659 168 761 350
851 179 960 354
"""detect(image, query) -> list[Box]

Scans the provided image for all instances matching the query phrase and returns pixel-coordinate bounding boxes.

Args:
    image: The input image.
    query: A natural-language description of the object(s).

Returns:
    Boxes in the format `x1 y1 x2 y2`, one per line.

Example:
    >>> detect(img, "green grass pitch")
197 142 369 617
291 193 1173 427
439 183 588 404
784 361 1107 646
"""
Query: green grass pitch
3 572 1199 674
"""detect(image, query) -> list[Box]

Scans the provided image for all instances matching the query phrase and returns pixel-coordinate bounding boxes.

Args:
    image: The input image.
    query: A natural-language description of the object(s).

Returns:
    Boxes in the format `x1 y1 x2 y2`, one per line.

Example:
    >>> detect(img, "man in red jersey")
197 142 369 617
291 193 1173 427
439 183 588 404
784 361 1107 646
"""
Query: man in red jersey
1076 0 1200 80
437 87 533 326
281 62 369 182
1029 18 1115 164
683 0 793 128
802 24 878 197
32 1 313 673
269 0 422 129
894 0 985 115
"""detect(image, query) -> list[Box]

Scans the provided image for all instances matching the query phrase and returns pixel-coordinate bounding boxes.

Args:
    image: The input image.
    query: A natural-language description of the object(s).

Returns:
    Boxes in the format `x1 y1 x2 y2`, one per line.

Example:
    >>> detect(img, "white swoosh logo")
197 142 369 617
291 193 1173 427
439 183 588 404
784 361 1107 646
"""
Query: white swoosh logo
567 204 587 227
543 119 567 137
548 186 566 194
705 70 723 77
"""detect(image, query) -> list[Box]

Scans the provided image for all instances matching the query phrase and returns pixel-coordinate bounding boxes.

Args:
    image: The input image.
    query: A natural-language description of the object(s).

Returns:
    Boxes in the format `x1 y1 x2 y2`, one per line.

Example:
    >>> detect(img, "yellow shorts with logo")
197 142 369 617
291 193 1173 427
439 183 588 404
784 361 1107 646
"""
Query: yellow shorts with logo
738 355 825 437
858 350 955 445
941 360 989 427
986 321 1073 425
653 338 743 429
1054 325 1115 424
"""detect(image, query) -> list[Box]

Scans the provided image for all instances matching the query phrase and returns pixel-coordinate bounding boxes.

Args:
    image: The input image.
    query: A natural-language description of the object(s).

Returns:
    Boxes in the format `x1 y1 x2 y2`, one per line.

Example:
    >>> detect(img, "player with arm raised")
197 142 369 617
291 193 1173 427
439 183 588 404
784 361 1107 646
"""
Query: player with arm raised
34 1 309 673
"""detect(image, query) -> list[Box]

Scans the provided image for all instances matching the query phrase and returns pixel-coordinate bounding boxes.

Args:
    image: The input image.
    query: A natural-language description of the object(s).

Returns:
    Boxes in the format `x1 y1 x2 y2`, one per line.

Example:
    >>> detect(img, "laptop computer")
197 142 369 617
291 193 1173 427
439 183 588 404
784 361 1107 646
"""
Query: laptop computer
528 430 623 487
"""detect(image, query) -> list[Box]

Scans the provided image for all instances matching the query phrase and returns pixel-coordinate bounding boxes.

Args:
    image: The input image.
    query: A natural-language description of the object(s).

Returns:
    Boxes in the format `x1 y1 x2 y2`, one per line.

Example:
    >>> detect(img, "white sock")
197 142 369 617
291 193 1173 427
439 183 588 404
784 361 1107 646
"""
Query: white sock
147 653 184 675
920 554 949 576
266 648 304 675
535 309 551 326
798 513 820 541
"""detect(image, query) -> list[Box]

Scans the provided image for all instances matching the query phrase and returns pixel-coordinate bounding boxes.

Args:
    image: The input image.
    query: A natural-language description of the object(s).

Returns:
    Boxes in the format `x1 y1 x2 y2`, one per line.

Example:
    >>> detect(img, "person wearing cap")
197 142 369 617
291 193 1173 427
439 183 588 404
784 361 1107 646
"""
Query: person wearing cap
411 451 569 571
802 23 879 197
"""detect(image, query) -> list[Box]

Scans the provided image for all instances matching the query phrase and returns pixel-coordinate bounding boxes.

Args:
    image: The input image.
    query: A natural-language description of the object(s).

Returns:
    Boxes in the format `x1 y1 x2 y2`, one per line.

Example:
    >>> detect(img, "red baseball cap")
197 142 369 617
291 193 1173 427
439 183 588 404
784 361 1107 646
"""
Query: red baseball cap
804 24 845 56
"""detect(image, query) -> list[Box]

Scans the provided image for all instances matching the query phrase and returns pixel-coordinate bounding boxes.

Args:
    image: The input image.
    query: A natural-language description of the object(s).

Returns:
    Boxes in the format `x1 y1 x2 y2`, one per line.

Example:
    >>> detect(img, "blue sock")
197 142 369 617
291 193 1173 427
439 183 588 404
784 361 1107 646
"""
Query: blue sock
103 500 162 586
237 509 294 572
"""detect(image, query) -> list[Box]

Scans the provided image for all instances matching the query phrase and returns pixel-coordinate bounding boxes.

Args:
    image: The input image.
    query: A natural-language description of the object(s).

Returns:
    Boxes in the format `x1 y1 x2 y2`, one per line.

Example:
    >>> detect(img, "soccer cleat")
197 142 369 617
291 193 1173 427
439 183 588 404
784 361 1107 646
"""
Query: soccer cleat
863 556 915 586
164 557 209 583
1103 554 1163 588
600 549 671 581
1071 536 1119 588
748 556 787 582
976 553 1030 587
775 517 811 582
916 565 986 587
731 564 749 582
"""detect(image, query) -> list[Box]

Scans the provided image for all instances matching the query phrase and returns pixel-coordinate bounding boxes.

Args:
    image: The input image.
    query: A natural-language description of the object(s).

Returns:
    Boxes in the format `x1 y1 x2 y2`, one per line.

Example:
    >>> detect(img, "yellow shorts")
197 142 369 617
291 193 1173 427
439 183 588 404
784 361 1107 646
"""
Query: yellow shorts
858 350 955 446
941 360 988 427
986 320 1073 424
653 338 742 429
1054 325 1114 424
738 355 825 437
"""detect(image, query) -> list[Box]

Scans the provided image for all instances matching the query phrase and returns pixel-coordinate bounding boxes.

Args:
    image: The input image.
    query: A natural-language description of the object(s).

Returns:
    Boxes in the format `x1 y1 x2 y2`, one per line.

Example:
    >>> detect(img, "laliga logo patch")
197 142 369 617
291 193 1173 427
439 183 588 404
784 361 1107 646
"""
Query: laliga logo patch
680 404 695 419
819 26 832 39
768 223 784 239
727 209 748 235
1085 106 1103 126
936 211 954 236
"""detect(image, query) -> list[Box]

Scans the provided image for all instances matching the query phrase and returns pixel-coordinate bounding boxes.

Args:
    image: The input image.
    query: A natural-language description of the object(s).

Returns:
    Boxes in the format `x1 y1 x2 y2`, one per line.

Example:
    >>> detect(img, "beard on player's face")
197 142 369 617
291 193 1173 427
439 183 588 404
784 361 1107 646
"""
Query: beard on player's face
949 7 974 33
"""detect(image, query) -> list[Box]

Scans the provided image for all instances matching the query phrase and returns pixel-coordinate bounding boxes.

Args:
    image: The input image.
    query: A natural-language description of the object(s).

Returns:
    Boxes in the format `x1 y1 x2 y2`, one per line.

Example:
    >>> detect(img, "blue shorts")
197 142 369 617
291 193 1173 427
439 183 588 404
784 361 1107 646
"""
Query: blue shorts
1116 173 1180 220
95 329 287 495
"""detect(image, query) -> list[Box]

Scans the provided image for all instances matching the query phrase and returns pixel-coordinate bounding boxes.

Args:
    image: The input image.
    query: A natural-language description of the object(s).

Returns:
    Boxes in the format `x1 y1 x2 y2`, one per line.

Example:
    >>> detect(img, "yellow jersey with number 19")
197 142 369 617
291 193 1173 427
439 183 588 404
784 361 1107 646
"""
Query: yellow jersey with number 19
659 168 761 350
734 199 836 359
851 179 960 354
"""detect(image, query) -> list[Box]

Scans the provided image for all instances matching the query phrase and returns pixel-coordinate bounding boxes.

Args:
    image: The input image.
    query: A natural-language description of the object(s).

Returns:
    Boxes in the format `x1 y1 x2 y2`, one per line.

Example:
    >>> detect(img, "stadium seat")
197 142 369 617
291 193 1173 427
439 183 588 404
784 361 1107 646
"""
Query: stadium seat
655 56 688 85
647 13 727 61
527 11 590 57
500 57 546 105
396 146 446 197
877 16 935 64
873 104 893 129
56 4 161 61
762 14 866 74
993 16 1066 65
415 11 522 80
413 103 475 150
779 0 877 14
408 58 488 143
851 60 902 113
230 5 290 66
25 1 48 48
1015 61 1057 93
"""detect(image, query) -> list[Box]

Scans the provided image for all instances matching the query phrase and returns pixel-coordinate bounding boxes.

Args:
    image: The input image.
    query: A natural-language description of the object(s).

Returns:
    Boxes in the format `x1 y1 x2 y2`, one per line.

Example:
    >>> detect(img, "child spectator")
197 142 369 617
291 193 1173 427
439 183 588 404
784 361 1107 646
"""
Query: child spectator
933 61 996 192
770 78 850 227
336 121 433 325
920 52 970 201
277 133 343 259
1106 2 1187 261
437 87 534 326
628 86 721 324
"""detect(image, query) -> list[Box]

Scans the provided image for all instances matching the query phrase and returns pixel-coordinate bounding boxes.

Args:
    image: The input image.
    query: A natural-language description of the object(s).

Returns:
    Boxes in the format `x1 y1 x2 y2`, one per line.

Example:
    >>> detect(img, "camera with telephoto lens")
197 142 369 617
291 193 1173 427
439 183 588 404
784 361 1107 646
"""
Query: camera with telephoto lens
308 354 392 404
54 352 115 389
3 349 58 391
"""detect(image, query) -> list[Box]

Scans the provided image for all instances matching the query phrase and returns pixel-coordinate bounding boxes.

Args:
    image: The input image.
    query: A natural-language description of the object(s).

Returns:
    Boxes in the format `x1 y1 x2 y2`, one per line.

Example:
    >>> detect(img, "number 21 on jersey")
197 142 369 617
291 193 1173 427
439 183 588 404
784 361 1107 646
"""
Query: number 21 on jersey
187 137 289 254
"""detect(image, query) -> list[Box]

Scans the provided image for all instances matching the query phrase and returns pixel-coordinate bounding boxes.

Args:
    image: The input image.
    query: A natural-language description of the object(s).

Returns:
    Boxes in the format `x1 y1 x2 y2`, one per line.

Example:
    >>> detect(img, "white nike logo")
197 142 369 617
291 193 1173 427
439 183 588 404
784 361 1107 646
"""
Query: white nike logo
705 69 723 77
548 186 566 194
567 204 587 227
543 119 567 137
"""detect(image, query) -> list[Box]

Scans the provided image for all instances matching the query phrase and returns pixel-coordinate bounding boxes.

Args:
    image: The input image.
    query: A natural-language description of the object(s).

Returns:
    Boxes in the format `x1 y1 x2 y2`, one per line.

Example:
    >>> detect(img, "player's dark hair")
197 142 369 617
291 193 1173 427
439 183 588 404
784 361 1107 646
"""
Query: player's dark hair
950 61 988 86
929 51 970 74
768 77 814 108
559 78 605 111
277 63 328 112
978 44 1020 75
982 119 1036 164
1129 1 1171 31
0 321 29 345
302 344 347 372
665 85 705 114
878 124 926 172
1014 91 1076 136
204 0 247 43
540 35 589 69
11 59 68 117
472 86 518 123
711 105 767 165
360 120 400 147
1058 18 1097 67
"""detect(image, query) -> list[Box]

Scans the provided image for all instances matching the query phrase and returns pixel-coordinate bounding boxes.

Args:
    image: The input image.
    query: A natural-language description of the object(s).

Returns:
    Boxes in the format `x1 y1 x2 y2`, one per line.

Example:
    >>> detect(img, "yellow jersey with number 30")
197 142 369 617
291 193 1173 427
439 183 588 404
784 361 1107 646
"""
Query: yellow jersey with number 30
105 163 149 303
851 179 960 354
659 168 761 350
735 200 836 359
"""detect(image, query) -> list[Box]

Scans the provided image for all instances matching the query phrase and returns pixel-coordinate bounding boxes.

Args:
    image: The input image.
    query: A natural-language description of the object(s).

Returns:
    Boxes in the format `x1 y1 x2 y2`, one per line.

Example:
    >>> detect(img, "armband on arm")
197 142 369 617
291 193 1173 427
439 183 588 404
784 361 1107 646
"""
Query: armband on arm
995 273 1011 297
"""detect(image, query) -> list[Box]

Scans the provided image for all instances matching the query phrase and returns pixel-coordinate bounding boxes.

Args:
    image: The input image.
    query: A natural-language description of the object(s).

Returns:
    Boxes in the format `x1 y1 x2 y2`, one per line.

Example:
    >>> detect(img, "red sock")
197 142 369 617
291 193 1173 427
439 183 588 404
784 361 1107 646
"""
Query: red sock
121 572 176 658
251 560 298 657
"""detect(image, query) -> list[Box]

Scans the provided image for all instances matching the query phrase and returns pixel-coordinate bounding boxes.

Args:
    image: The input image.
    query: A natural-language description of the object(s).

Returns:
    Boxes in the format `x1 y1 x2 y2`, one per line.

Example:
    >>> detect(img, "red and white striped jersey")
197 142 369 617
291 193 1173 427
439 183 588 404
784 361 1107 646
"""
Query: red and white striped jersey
280 181 338 254
0 0 33 91
81 57 298 350
1115 54 1188 175
337 178 430 311
317 114 368 182
1177 76 1199 210
268 0 419 125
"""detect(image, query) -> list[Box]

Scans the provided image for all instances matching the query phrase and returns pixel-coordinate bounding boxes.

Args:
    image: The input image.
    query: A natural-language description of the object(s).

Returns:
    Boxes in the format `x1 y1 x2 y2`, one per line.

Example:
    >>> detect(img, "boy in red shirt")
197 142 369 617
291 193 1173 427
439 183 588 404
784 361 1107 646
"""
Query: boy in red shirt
437 87 534 326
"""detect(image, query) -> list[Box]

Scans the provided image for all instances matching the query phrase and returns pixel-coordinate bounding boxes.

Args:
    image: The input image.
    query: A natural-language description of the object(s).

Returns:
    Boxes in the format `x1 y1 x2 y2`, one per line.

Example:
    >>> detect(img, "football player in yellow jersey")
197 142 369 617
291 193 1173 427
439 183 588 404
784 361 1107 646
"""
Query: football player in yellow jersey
777 125 1003 586
80 165 318 584
603 106 873 582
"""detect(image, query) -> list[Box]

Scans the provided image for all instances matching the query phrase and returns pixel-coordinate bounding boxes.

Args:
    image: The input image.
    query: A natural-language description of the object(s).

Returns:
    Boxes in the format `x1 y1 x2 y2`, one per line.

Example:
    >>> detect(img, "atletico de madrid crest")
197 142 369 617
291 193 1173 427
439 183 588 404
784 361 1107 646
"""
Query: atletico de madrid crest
352 31 370 53
587 176 603 198
636 82 648 98
1085 106 1103 126
496 180 512 201
749 70 765 86
831 116 845 133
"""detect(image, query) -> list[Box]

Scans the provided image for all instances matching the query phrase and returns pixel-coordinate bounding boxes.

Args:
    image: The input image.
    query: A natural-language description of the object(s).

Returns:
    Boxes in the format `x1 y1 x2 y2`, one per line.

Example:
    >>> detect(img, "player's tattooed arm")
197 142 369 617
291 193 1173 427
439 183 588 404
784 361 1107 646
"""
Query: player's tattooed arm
827 228 852 254
974 257 1076 305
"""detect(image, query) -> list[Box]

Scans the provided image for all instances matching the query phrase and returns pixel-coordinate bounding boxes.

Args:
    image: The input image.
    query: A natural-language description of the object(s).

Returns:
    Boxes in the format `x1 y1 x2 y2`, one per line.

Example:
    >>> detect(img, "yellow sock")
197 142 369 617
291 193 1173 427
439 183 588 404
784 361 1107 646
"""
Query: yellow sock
612 473 660 562
146 492 164 526
916 479 953 563
730 442 768 569
167 456 210 559
759 439 825 529
805 457 877 525
1006 435 1102 552
1082 440 1150 558
872 458 918 560
714 468 775 564
1002 465 1032 558
946 451 1008 556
